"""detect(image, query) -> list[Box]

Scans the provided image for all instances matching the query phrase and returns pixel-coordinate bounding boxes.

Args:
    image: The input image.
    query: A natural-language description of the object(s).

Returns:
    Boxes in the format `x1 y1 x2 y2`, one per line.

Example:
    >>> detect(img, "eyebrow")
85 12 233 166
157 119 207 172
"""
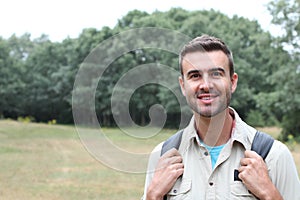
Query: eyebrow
186 67 226 76
210 67 226 74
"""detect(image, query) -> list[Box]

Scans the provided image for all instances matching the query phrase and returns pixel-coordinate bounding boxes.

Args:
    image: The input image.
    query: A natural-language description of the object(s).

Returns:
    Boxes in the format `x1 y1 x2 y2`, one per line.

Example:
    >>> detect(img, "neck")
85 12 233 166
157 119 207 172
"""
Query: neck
194 108 233 146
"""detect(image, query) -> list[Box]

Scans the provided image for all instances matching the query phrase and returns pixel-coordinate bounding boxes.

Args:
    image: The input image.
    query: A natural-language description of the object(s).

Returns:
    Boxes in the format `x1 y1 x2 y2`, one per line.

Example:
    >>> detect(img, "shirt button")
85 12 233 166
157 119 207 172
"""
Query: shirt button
209 182 214 186
204 151 209 156
173 189 177 193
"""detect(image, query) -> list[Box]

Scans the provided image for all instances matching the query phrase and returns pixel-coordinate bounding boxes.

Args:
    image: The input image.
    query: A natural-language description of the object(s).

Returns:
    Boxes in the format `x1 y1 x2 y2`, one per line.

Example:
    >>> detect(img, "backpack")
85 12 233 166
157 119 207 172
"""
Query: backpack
160 129 274 183
161 129 274 158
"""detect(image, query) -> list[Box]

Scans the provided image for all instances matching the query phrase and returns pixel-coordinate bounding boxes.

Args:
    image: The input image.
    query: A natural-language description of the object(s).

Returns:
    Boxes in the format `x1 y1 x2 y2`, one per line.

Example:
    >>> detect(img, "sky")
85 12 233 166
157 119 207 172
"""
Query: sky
1 0 282 42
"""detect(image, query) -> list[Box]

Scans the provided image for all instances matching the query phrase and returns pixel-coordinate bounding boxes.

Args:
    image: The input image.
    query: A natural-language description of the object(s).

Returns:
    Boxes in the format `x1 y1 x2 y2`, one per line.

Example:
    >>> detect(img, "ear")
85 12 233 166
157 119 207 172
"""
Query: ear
231 73 238 93
179 76 186 96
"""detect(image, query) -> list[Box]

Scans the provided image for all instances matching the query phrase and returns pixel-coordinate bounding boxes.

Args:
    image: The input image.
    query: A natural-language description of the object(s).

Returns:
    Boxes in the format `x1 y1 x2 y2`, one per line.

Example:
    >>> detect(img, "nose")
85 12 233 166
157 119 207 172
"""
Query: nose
199 75 212 92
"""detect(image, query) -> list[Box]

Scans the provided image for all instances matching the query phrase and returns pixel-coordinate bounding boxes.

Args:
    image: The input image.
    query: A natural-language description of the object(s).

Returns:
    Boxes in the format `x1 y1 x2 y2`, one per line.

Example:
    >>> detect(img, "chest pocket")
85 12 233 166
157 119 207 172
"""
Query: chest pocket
167 178 192 200
230 182 258 200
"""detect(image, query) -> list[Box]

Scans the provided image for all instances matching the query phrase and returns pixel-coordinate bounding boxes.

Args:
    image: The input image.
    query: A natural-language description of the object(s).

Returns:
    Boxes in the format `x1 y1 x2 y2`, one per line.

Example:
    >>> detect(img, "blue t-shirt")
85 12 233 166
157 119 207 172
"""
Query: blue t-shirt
202 143 226 169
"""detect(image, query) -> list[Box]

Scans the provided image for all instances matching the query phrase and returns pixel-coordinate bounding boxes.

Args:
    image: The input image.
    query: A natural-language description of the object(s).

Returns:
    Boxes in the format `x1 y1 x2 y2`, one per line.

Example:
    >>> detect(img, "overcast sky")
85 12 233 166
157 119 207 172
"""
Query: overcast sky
1 0 282 42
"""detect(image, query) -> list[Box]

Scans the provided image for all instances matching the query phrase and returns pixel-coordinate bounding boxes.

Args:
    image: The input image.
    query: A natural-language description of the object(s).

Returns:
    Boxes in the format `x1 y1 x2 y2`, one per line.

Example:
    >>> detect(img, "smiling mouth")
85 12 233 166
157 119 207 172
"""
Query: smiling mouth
197 93 218 103
197 93 218 99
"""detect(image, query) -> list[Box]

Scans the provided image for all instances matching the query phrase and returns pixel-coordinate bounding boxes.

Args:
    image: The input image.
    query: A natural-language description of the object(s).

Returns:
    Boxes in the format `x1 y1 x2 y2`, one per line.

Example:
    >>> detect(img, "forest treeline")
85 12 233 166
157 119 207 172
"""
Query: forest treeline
0 0 299 141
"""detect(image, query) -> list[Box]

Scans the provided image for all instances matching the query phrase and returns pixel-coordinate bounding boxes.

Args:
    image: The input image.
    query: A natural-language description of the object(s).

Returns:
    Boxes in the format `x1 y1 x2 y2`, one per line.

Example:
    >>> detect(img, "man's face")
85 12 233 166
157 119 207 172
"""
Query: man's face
179 50 238 118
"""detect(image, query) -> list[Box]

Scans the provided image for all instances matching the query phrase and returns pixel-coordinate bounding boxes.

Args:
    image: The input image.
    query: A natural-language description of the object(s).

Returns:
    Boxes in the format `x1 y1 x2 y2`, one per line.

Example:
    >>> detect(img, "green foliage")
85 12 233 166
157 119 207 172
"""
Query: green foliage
0 7 298 138
245 110 266 127
17 116 35 123
47 119 57 125
267 0 300 140
279 112 300 142
268 0 300 49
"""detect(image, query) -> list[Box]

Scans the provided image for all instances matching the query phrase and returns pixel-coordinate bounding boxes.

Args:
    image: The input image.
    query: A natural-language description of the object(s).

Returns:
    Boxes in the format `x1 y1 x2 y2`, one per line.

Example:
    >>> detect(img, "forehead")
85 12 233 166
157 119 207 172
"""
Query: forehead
181 50 230 73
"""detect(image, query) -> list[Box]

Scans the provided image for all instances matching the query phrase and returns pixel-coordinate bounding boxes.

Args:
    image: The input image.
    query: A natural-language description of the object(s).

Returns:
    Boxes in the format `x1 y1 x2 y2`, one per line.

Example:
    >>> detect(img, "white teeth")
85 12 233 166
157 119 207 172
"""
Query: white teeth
202 97 211 100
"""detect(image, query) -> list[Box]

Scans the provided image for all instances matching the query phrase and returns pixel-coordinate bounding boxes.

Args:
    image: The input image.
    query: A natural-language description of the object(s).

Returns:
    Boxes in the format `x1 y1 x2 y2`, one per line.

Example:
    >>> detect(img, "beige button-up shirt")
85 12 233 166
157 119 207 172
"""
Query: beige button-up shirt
143 108 300 200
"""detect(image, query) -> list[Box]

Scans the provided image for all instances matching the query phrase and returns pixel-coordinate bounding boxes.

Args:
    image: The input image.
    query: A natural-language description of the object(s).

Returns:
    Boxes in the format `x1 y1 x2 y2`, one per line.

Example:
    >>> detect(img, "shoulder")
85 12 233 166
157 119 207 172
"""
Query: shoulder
267 139 293 162
266 140 300 198
265 139 298 177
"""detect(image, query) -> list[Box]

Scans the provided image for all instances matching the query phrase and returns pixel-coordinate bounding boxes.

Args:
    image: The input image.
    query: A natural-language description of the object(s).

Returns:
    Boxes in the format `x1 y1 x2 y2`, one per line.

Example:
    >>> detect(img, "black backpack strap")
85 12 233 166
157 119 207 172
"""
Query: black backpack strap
160 129 184 156
251 130 274 160
234 130 274 182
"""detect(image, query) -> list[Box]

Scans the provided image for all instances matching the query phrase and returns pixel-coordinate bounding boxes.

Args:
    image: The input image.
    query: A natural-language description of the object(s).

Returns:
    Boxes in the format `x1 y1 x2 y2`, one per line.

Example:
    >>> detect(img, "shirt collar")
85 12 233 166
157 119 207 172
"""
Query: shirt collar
183 107 253 150
230 108 253 150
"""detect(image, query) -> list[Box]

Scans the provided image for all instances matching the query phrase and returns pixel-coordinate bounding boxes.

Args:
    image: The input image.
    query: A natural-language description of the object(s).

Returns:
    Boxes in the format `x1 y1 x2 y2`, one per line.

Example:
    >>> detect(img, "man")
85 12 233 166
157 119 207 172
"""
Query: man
142 35 300 199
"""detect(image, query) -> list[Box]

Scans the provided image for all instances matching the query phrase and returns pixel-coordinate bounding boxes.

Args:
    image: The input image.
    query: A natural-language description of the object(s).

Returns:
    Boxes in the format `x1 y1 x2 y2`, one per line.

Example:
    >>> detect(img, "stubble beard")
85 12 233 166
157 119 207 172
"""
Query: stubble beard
187 90 232 118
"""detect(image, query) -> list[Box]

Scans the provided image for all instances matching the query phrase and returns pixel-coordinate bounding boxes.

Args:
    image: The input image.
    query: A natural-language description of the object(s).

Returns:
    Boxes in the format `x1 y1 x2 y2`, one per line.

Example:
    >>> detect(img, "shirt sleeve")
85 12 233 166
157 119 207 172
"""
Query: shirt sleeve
267 140 300 199
141 142 163 200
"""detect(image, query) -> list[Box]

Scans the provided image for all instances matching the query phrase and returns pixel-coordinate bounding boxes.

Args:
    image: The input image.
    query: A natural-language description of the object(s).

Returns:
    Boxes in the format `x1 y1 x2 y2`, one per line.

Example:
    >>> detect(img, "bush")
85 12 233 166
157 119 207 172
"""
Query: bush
245 110 265 127
17 116 35 123
279 113 300 142
48 119 57 125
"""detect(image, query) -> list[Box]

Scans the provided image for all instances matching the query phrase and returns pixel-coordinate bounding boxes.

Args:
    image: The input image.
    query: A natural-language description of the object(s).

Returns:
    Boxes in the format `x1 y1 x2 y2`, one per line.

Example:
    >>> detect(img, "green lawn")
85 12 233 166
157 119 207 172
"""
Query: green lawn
0 120 299 200
0 120 173 200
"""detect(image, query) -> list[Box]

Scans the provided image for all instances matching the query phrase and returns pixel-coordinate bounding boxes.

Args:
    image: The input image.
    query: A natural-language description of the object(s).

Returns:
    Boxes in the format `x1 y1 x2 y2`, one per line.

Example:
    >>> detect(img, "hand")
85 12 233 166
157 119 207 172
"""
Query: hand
238 150 283 200
146 148 184 200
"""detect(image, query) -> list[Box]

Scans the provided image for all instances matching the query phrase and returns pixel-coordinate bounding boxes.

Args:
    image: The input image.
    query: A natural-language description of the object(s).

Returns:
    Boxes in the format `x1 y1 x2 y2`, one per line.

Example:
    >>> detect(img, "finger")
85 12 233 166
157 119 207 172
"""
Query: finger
172 163 184 170
162 155 182 167
244 150 260 158
240 158 251 166
238 169 247 182
238 165 252 180
161 148 183 164
155 159 183 174
157 154 183 171
161 163 184 180
171 163 184 177
238 165 246 173
176 167 184 177
163 148 181 158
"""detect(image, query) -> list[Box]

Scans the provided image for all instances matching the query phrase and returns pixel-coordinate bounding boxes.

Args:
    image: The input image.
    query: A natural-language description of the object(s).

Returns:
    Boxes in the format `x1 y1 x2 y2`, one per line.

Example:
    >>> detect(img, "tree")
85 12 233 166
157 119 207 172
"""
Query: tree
268 0 300 50
268 0 300 140
0 8 296 131
23 36 69 122
0 34 32 118
0 37 13 117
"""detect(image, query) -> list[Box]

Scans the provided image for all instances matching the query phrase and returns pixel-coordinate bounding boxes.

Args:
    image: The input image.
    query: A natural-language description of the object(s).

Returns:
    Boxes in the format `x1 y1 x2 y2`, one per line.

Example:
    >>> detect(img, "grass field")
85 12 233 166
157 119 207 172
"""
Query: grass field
0 120 299 200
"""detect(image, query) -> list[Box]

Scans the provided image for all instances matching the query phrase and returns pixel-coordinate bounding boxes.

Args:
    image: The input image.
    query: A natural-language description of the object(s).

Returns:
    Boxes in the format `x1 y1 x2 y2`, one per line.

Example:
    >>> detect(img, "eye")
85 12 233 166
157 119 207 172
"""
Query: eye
188 73 201 79
191 73 200 78
211 71 223 78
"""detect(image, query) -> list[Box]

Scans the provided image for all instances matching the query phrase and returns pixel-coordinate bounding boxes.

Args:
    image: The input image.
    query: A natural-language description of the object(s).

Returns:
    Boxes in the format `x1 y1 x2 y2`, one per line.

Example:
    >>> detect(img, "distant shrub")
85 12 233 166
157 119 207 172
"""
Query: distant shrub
17 116 35 123
280 114 300 143
286 134 297 151
48 119 57 125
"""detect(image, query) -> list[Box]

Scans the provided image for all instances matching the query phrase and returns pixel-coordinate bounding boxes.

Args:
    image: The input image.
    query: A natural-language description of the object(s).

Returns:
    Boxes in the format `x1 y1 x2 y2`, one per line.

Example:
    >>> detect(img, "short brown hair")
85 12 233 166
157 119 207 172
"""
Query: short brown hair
179 35 234 77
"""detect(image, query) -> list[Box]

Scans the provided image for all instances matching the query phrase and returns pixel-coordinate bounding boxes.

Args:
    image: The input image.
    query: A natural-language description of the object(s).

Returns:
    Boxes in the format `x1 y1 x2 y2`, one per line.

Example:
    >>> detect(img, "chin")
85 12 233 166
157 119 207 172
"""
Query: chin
198 107 227 118
199 112 216 118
